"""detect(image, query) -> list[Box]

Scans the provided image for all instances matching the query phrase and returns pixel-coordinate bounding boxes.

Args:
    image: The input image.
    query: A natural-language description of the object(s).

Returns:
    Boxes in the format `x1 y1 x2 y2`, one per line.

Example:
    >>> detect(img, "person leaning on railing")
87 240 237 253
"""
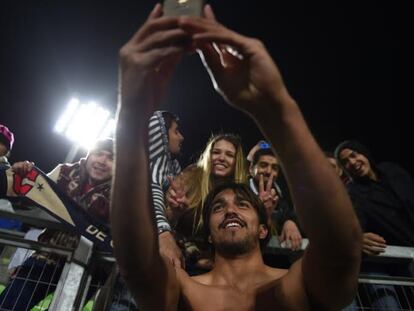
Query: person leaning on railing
0 138 114 311
336 140 414 310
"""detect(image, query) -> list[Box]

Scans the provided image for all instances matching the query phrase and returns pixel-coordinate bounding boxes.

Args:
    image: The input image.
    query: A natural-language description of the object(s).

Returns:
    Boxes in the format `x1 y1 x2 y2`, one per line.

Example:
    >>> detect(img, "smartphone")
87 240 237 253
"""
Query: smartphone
163 0 204 17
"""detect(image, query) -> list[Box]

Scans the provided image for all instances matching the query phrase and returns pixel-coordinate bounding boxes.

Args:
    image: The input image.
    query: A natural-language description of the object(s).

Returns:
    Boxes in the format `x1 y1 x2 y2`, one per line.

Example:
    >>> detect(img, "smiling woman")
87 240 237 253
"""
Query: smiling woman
189 134 247 228
210 139 236 177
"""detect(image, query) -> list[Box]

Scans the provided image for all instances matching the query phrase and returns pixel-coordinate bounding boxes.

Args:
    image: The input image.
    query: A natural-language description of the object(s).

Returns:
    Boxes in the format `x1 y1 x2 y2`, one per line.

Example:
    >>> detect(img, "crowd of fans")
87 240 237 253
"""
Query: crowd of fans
0 3 413 311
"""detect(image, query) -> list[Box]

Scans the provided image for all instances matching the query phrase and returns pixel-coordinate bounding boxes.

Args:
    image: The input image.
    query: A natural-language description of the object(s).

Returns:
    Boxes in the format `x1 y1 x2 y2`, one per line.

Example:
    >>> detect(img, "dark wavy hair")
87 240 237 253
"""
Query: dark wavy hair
161 111 179 132
201 182 271 250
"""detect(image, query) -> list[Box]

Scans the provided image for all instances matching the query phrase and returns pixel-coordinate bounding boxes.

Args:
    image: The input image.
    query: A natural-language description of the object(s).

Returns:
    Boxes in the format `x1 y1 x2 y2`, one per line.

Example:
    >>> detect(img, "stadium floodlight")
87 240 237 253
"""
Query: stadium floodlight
54 98 80 133
54 98 115 151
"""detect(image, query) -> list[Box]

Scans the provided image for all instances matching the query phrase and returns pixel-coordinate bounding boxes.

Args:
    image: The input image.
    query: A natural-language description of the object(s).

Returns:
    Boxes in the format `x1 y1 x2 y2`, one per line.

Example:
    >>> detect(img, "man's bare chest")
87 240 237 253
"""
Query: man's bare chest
179 285 256 311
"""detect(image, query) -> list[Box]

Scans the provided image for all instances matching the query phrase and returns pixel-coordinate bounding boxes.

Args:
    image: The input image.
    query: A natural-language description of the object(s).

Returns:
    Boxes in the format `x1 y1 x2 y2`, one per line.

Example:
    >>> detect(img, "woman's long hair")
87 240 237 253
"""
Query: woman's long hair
189 133 247 232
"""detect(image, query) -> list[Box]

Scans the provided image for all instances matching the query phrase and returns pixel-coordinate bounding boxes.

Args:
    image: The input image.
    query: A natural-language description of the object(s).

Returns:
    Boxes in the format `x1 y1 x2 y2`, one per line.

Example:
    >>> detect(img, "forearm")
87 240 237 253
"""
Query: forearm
112 89 162 281
253 95 361 257
165 205 180 229
254 95 361 308
152 183 172 232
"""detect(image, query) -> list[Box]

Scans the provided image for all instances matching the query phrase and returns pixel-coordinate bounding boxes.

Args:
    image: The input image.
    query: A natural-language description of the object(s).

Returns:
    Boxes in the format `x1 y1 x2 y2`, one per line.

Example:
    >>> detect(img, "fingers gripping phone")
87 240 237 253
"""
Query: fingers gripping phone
163 0 205 17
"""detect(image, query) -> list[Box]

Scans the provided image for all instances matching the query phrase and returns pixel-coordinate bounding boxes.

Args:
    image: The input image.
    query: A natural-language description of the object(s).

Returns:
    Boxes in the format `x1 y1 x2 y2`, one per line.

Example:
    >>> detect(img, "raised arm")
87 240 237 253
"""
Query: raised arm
111 4 189 310
179 6 362 309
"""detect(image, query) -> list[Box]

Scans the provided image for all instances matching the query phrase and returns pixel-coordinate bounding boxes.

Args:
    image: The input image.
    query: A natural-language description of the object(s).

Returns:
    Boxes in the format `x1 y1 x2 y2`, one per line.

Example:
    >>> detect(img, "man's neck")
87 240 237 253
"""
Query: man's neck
209 247 268 290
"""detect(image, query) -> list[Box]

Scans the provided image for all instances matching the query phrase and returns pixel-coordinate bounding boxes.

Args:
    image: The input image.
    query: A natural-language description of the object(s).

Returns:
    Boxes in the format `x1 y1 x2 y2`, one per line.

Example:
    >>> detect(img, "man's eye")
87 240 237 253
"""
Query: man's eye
212 204 223 212
239 201 250 208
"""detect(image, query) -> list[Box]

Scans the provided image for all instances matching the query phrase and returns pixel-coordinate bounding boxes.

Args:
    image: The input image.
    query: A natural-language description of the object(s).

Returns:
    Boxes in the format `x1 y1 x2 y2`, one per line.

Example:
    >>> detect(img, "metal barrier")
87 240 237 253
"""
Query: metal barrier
0 205 96 311
1 206 414 311
267 237 414 311
351 275 414 310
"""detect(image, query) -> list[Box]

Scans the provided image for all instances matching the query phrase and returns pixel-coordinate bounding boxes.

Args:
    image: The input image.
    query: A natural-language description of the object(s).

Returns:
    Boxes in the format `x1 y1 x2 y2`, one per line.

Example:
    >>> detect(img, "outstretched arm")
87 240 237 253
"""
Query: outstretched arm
179 6 362 309
111 4 189 310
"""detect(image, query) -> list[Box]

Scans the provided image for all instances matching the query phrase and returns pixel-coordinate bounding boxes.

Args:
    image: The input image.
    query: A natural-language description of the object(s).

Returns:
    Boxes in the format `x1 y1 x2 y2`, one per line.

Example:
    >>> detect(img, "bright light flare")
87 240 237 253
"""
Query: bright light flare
54 98 80 133
54 98 115 149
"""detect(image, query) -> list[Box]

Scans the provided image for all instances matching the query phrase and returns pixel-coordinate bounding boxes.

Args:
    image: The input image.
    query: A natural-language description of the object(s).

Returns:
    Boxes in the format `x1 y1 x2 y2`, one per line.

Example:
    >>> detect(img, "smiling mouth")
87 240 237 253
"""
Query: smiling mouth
93 167 107 174
353 164 363 174
225 222 242 229
220 219 245 229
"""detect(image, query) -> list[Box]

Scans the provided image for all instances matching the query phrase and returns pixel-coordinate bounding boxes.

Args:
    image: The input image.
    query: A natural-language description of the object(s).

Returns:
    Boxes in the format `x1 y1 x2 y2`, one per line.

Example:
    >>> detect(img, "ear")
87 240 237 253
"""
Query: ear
208 235 212 244
258 224 268 240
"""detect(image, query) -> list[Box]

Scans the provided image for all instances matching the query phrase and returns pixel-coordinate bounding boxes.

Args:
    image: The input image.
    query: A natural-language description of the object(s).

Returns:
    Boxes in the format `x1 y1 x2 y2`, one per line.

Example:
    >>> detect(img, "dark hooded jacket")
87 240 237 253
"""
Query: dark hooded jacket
32 158 112 260
335 141 414 246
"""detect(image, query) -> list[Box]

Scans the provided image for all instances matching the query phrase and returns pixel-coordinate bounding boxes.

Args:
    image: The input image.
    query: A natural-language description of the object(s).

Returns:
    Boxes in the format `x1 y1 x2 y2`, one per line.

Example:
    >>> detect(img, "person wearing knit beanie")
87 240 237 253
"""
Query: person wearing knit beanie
0 137 114 310
0 125 21 251
0 124 14 158
85 137 114 185
87 137 114 158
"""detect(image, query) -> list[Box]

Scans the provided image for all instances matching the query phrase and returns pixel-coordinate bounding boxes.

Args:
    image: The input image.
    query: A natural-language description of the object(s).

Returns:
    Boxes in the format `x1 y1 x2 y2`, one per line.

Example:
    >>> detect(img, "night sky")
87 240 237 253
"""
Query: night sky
1 1 411 175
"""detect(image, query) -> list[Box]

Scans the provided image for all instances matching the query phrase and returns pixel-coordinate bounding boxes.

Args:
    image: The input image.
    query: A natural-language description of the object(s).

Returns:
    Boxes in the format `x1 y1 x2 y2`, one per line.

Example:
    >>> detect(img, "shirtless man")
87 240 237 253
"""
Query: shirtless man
112 4 362 310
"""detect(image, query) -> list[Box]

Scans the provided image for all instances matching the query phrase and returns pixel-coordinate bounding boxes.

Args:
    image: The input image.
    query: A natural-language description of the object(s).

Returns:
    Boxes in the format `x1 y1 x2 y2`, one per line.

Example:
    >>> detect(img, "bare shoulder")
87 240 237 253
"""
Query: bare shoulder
190 271 213 284
265 265 289 280
175 270 224 311
174 266 206 289
277 259 311 309
176 269 214 288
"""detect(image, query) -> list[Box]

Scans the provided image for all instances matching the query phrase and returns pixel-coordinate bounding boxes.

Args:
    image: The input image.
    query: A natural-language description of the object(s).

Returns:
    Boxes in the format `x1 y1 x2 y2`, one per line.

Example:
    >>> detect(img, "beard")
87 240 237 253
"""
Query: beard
213 232 258 257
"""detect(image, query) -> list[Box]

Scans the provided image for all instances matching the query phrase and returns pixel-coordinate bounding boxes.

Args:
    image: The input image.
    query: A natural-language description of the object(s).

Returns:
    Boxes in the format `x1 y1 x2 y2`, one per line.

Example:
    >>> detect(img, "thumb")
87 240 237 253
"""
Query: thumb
197 43 225 93
203 4 217 21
